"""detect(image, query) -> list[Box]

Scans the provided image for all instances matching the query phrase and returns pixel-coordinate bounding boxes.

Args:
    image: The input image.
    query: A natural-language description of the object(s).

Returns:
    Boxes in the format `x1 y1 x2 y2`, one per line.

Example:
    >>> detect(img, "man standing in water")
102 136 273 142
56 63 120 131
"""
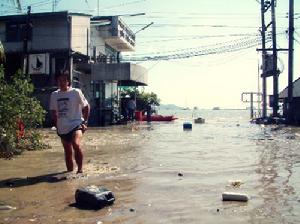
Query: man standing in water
127 96 136 121
50 71 90 174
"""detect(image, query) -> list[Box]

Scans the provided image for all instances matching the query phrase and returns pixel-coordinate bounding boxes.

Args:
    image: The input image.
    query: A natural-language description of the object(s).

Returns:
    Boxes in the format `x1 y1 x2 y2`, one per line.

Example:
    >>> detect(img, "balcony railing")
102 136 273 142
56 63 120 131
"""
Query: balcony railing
91 16 135 52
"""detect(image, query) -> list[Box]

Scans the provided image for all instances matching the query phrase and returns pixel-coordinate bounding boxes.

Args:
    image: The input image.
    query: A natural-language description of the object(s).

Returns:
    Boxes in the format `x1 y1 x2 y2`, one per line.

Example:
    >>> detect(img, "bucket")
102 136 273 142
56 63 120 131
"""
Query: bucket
135 111 143 121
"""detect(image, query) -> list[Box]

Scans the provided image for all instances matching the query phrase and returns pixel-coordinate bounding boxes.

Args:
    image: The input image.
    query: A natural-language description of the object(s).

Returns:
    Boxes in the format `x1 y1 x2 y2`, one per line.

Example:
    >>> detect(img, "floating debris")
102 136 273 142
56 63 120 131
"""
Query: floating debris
229 180 243 188
194 117 205 124
75 185 115 209
286 135 295 140
183 122 192 130
222 192 249 202
0 205 16 211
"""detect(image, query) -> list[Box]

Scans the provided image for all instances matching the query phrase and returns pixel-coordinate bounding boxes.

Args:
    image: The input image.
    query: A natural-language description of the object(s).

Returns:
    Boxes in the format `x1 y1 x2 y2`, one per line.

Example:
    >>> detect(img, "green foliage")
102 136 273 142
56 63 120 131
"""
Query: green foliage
120 87 160 110
16 130 48 151
0 66 47 158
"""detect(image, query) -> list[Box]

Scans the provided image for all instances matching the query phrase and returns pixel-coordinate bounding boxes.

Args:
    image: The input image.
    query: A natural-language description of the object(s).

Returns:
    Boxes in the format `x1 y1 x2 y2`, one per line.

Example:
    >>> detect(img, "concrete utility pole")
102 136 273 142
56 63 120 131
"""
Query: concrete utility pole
23 6 31 75
271 0 279 117
287 0 294 123
260 0 267 118
52 0 57 12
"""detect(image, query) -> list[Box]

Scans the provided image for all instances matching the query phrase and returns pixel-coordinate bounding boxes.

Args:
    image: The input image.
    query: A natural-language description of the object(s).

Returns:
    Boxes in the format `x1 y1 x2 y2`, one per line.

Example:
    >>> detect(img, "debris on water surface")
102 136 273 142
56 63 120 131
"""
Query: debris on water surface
222 192 249 202
129 208 135 212
0 204 16 211
229 180 243 188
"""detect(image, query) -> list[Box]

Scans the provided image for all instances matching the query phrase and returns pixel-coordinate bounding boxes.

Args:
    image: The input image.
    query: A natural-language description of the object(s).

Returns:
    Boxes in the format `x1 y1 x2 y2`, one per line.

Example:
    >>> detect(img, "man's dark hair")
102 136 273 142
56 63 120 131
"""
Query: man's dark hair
55 70 71 85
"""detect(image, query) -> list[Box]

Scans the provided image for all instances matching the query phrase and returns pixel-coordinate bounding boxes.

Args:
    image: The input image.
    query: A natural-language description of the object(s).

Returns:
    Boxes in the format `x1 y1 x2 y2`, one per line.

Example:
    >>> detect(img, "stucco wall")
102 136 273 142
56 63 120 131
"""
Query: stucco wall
71 15 90 55
90 26 106 55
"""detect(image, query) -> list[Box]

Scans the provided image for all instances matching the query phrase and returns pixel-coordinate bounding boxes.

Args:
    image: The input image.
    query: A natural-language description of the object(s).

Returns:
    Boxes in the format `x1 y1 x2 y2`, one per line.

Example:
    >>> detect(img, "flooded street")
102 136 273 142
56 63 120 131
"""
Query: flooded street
0 110 300 224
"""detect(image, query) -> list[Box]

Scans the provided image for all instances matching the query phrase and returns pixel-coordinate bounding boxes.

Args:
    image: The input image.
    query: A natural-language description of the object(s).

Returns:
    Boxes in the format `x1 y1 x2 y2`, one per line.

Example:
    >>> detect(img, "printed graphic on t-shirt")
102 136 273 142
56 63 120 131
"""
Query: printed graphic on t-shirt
57 98 69 118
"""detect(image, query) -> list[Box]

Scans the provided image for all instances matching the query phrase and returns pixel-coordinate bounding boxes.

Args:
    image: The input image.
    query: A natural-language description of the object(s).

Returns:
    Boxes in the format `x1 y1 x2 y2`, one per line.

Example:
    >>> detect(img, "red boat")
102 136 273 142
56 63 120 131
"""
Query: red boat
142 115 177 122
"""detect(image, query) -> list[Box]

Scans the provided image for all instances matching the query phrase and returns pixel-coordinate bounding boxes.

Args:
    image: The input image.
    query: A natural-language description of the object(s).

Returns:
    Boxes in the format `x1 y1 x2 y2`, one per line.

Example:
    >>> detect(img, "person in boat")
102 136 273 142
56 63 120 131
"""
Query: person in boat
50 71 90 174
127 96 136 121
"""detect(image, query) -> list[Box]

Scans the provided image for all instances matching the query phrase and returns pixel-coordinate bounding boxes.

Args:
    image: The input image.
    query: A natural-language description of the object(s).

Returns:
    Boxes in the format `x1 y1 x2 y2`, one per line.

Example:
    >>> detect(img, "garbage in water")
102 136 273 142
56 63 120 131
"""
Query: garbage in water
0 204 16 211
229 180 243 188
194 117 205 124
183 122 192 130
75 185 115 209
222 192 249 202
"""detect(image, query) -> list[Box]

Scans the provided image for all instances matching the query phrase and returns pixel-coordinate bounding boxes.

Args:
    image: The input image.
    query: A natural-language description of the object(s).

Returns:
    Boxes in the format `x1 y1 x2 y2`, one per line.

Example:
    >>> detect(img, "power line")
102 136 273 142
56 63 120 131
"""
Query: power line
137 33 263 44
128 23 260 29
122 36 272 62
100 0 146 11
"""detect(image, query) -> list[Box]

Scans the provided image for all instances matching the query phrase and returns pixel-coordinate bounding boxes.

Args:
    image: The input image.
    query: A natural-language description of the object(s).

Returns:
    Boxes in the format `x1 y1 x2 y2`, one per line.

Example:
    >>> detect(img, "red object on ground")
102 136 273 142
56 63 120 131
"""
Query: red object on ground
142 115 177 122
135 111 143 121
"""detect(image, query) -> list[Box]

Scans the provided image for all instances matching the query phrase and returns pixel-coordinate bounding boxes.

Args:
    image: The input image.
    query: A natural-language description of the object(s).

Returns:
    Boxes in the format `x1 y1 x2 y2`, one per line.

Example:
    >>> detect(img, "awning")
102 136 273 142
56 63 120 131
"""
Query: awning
91 62 148 86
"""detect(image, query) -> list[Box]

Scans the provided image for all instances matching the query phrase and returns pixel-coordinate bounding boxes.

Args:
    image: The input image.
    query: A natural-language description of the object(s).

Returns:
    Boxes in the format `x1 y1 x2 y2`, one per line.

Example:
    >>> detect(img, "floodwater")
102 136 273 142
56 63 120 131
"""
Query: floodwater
0 109 300 224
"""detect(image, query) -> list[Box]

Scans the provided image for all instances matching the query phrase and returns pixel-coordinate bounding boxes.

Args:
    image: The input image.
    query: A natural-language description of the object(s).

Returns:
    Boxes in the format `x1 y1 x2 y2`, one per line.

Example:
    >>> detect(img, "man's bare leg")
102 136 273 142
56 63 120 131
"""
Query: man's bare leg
72 130 83 173
62 140 73 172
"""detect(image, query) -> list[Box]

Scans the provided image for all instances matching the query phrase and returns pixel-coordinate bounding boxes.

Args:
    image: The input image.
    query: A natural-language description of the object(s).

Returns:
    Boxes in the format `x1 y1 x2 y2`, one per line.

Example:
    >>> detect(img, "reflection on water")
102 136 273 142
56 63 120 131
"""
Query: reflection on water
0 109 300 224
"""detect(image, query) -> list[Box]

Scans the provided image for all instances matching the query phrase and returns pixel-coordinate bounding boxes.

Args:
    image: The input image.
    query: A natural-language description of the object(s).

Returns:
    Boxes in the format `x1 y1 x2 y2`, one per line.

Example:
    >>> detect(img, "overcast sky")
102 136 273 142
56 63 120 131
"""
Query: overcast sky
2 0 300 109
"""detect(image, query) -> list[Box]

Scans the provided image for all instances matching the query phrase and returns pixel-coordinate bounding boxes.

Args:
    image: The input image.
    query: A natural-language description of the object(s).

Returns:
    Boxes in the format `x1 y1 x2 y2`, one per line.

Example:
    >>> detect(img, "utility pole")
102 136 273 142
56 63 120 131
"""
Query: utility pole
287 0 294 123
271 0 279 117
52 0 57 12
23 6 31 75
260 0 267 118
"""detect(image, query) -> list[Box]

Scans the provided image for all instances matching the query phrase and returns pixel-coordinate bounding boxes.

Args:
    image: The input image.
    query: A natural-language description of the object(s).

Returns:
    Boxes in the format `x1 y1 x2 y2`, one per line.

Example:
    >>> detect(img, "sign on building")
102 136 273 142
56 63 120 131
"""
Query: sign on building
28 53 50 75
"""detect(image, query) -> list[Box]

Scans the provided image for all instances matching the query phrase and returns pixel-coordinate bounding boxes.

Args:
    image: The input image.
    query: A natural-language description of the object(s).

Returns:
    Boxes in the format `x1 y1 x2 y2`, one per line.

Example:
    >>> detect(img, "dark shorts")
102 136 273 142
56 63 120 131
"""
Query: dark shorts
57 124 84 143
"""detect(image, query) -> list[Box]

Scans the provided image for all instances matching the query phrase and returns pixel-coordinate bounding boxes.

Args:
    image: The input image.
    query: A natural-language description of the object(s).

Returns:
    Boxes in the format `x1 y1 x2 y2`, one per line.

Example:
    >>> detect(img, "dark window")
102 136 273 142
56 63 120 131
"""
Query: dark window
6 22 32 42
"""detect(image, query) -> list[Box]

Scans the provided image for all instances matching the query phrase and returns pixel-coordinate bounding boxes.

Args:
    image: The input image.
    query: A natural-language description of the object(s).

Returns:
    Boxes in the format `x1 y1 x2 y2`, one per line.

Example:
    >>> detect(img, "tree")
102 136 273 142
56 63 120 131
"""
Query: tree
119 87 160 111
0 67 47 158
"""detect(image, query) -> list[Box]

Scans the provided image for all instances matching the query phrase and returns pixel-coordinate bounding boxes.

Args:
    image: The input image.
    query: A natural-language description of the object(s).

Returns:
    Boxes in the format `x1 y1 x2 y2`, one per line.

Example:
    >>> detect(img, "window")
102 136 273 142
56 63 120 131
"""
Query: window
6 22 32 42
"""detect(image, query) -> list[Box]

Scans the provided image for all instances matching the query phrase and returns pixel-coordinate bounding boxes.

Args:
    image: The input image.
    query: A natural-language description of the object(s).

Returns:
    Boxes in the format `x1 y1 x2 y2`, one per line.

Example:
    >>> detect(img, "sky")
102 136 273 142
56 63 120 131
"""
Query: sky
2 0 300 109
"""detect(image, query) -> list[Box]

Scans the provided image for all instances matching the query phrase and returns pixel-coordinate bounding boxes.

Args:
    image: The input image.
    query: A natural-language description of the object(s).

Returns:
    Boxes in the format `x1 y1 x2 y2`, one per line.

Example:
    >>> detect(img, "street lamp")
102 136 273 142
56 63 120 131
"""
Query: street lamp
134 22 154 34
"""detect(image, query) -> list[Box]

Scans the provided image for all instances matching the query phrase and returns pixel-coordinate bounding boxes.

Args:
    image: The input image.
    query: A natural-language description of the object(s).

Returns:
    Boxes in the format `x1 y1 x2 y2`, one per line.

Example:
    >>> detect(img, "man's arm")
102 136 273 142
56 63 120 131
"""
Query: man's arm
82 104 90 124
81 105 90 132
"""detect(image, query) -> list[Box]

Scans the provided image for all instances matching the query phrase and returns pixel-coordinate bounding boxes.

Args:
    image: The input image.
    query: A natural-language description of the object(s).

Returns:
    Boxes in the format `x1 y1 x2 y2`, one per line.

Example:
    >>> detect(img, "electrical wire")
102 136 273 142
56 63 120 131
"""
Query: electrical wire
130 33 272 56
100 0 146 11
128 23 260 29
137 33 263 44
122 36 272 62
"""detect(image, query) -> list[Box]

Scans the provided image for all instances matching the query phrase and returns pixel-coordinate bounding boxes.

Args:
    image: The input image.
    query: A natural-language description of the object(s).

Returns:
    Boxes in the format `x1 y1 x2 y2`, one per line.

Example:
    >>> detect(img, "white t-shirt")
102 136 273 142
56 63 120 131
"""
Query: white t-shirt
49 87 89 135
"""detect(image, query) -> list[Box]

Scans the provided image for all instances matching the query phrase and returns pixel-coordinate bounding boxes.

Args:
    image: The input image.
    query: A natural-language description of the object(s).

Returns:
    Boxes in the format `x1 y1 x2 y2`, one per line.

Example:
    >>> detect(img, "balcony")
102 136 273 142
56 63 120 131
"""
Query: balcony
91 16 135 52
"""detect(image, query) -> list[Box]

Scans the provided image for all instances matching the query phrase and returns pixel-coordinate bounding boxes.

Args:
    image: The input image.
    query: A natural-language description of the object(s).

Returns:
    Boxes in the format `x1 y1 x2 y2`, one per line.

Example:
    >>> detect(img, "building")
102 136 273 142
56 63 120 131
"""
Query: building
279 76 300 124
0 11 147 126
